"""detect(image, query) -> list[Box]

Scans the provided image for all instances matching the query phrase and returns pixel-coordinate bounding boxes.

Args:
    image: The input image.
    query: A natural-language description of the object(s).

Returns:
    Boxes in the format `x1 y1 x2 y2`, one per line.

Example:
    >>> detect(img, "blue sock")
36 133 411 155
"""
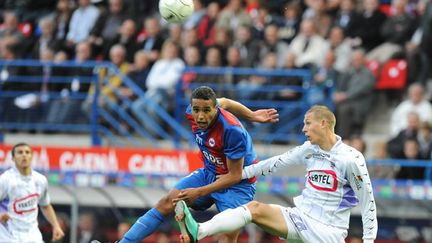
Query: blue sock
120 208 165 243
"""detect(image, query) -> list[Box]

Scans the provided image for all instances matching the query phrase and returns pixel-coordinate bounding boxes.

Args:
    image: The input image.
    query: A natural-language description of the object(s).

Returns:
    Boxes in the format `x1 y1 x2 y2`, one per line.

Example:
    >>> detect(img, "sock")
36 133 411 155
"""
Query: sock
198 205 252 240
120 208 165 242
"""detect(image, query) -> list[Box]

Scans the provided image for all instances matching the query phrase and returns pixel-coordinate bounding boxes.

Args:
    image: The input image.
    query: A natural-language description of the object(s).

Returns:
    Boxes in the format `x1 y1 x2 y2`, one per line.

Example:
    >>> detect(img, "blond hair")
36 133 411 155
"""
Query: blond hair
306 105 336 132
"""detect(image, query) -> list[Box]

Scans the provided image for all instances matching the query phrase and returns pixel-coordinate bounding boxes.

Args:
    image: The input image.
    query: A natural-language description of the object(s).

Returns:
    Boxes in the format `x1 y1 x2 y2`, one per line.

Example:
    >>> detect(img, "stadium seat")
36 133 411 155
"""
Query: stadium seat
375 59 407 90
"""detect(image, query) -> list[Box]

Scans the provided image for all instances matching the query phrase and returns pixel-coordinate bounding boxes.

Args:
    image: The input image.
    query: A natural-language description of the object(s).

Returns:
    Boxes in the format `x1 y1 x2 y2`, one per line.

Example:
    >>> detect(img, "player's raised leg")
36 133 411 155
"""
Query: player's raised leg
175 200 289 242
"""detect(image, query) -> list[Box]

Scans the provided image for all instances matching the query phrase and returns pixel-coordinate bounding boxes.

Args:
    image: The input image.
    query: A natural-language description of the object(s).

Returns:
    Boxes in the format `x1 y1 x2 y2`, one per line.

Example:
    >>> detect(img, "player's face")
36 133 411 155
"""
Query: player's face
191 98 218 130
12 145 33 170
302 112 322 144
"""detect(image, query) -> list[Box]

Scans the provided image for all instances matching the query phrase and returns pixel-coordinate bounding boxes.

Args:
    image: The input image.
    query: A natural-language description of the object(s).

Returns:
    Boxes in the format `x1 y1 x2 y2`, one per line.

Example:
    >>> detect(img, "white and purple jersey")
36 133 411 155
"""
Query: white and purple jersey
242 136 378 241
0 167 50 242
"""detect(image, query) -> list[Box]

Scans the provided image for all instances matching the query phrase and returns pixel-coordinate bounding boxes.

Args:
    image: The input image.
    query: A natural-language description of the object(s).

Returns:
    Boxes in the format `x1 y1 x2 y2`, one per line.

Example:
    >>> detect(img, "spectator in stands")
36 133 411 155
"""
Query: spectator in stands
46 42 93 125
168 23 183 47
182 46 202 89
250 7 274 39
390 83 432 136
0 46 26 124
0 11 25 57
308 50 339 106
51 0 72 52
333 49 376 139
104 18 139 62
272 52 303 102
138 16 165 66
217 0 252 32
232 25 261 67
123 0 157 22
88 0 128 58
237 52 277 100
388 111 420 158
224 46 248 86
126 50 150 94
324 26 352 72
195 46 224 86
131 40 184 135
66 0 100 49
213 28 232 60
12 48 55 127
396 138 425 179
369 141 399 179
417 121 432 160
302 0 333 38
196 2 220 47
31 17 61 59
277 2 301 44
259 24 289 67
183 0 206 30
82 44 130 119
366 0 417 63
181 28 205 59
349 0 387 51
77 212 106 243
117 50 150 108
288 19 327 68
417 0 432 84
334 0 362 36
333 0 361 38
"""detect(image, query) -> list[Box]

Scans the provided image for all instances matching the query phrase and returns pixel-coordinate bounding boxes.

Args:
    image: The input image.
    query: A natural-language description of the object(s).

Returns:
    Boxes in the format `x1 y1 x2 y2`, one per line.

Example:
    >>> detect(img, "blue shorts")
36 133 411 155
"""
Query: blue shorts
175 168 256 212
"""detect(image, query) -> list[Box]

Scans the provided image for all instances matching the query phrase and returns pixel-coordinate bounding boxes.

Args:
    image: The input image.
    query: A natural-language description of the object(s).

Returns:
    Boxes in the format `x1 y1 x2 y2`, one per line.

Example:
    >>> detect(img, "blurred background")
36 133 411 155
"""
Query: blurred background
0 0 431 242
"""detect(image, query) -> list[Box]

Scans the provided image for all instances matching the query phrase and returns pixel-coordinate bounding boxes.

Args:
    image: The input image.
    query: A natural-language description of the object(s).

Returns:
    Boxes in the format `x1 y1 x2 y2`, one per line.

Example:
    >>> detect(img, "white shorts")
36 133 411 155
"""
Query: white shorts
279 206 347 243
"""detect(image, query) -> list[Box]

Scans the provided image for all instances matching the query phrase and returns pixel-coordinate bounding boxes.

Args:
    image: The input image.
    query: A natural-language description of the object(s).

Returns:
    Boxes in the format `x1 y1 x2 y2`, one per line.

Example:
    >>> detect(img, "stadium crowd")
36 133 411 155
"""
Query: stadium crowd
1 0 432 242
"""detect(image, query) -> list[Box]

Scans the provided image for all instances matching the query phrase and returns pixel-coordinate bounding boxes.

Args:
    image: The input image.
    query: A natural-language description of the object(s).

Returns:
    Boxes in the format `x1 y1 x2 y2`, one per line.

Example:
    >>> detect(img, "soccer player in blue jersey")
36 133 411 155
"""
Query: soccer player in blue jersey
120 86 279 243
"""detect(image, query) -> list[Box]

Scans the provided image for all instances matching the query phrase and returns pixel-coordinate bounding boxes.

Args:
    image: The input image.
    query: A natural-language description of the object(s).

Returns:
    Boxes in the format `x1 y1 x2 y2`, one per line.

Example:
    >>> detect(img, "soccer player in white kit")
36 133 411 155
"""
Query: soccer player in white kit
175 105 378 243
0 143 64 243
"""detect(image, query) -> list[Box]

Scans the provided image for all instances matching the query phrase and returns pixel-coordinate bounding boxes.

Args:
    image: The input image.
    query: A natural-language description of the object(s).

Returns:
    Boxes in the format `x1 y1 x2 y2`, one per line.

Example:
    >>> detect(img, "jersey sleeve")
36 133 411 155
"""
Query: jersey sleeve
38 176 51 206
346 152 378 242
242 142 308 179
0 174 6 200
223 126 246 160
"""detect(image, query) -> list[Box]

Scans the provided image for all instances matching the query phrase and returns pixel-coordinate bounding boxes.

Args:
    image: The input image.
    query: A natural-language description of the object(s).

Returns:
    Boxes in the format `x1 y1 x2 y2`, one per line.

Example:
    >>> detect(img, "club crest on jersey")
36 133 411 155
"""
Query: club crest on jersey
307 170 338 192
209 138 215 147
13 193 39 214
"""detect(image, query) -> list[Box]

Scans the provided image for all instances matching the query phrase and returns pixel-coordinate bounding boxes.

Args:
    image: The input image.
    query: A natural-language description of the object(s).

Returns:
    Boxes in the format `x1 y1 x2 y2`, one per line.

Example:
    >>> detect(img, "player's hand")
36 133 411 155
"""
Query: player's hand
174 188 201 205
0 213 10 224
252 109 279 123
52 225 65 241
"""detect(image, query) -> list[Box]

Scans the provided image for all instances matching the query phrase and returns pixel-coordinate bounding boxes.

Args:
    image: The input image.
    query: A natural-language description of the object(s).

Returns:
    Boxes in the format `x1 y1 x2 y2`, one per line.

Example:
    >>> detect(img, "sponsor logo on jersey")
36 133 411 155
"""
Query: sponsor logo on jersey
208 138 215 147
352 173 363 190
307 170 338 192
202 150 223 166
305 152 330 160
13 194 39 214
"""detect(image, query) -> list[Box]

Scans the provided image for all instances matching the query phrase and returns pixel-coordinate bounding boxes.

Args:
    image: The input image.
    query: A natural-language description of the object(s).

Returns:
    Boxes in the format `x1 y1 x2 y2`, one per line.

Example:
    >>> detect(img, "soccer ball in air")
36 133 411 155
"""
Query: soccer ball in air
159 0 194 23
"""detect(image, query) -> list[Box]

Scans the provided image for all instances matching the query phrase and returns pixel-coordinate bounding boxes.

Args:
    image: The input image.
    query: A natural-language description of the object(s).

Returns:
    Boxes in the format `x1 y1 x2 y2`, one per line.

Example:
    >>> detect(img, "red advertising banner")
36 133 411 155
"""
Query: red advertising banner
0 145 202 176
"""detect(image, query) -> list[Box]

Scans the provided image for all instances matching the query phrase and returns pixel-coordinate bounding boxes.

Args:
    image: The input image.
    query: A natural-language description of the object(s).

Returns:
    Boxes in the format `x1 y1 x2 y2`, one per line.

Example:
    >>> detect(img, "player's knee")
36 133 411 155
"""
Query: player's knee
246 201 263 219
155 195 174 214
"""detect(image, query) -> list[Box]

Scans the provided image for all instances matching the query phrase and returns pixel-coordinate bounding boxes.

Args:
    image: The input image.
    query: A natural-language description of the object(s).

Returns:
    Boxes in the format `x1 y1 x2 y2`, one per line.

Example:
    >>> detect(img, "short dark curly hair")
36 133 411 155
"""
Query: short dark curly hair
190 86 217 106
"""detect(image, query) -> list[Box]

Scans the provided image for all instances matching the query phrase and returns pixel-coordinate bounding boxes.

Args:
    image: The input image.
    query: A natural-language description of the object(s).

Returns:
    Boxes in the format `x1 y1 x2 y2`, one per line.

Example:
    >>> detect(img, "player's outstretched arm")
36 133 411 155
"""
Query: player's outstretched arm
242 144 306 179
217 98 279 123
346 153 378 242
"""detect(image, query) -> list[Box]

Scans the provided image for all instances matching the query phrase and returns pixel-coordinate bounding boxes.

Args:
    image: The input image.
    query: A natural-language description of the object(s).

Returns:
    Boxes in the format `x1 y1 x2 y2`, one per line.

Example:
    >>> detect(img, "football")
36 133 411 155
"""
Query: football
159 0 194 23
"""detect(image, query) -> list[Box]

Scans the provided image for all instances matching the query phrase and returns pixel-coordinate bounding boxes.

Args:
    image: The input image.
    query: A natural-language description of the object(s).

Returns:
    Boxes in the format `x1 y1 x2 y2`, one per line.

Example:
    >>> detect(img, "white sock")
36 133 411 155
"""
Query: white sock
197 205 252 240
